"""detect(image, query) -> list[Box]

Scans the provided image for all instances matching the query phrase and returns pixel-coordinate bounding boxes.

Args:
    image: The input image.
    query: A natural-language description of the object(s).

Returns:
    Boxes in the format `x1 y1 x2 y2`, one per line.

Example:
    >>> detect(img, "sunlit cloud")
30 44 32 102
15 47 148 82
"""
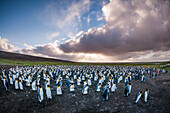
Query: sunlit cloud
47 32 60 41
0 36 20 52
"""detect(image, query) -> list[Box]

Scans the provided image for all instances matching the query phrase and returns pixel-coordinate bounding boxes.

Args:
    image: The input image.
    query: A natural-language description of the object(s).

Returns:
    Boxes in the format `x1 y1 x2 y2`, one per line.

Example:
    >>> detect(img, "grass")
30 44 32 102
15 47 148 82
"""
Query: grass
0 58 170 71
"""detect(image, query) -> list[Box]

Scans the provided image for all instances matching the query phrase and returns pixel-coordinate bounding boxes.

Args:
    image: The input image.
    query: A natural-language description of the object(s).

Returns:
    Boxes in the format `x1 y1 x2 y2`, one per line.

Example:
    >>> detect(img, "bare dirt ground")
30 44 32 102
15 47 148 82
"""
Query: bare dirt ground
0 65 170 113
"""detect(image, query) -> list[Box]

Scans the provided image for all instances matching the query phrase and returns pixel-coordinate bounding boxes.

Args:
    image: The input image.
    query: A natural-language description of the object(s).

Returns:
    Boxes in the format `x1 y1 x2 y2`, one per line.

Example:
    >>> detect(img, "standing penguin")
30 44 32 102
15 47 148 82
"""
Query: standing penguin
144 89 149 103
38 85 44 102
103 84 108 94
15 79 19 90
82 75 85 81
128 83 132 95
70 83 74 92
74 74 77 79
3 77 10 91
32 80 37 91
88 78 92 86
83 81 87 86
82 84 88 95
98 78 103 85
111 83 117 93
94 75 98 81
124 83 130 97
46 85 52 100
19 80 23 90
141 75 146 82
25 76 31 87
56 85 62 95
77 79 81 85
9 76 13 85
125 77 129 86
134 91 143 104
103 86 110 101
96 83 101 92
66 78 70 87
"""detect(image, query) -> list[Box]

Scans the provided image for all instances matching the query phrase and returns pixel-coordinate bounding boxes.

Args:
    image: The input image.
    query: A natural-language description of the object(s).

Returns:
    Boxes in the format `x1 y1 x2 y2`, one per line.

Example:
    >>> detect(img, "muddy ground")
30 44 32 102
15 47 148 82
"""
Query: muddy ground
0 65 170 113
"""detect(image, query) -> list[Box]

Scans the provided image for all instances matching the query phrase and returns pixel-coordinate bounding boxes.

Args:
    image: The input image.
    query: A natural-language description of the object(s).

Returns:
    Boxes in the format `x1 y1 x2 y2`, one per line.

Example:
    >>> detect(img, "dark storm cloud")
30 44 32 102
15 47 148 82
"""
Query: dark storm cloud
21 44 77 61
59 0 170 59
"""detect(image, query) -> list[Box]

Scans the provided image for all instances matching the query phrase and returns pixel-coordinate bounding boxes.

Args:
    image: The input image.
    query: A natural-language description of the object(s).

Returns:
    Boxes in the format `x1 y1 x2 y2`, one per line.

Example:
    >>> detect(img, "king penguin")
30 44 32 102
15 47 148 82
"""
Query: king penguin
82 84 88 95
56 85 62 95
15 79 19 90
124 83 130 97
141 75 146 82
88 78 92 86
38 85 44 102
70 83 74 92
96 83 101 92
134 91 142 104
32 80 37 91
103 86 110 101
77 79 81 85
46 85 52 100
144 89 149 103
19 80 23 90
128 83 132 95
9 76 13 85
111 83 117 93
3 77 10 91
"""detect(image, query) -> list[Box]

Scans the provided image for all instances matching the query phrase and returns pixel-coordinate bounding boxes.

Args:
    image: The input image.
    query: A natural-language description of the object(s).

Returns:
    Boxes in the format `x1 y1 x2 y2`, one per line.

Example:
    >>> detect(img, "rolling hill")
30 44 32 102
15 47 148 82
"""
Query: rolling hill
0 50 72 62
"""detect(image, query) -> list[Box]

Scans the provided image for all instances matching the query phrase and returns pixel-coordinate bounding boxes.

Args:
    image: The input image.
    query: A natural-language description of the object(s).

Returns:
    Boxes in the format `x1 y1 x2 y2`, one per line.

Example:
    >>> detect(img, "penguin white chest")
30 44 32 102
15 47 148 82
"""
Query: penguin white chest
70 85 74 91
19 82 23 90
88 80 92 85
83 87 88 94
39 89 44 102
111 85 116 92
77 80 80 85
57 87 62 95
15 81 19 89
10 78 13 84
96 85 101 91
46 88 52 99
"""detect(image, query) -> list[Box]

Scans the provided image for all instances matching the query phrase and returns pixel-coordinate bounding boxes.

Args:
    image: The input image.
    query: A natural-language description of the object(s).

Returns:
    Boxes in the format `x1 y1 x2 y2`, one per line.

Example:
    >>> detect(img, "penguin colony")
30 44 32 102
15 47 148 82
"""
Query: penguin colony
1 65 168 103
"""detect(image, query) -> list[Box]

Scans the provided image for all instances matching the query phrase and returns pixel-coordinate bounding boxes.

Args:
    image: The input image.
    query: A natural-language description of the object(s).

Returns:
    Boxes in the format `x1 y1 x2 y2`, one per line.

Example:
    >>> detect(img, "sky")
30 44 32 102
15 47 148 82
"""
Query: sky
0 0 170 62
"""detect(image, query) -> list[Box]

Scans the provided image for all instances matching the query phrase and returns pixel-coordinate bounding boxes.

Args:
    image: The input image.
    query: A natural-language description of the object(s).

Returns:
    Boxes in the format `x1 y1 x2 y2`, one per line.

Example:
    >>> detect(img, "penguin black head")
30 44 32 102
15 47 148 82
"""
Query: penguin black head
140 91 142 93
129 83 132 85
146 89 149 91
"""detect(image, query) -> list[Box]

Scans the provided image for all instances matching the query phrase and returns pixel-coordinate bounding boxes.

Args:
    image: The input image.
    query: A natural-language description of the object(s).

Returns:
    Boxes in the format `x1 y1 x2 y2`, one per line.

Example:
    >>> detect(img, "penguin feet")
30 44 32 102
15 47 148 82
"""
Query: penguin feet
124 95 128 97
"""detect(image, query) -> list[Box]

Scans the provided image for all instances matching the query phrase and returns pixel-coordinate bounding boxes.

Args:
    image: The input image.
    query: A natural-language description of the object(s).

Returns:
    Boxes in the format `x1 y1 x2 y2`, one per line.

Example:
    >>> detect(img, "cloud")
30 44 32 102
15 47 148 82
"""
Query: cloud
43 0 91 35
47 32 60 40
1 0 170 62
59 0 170 61
97 16 103 21
87 15 91 25
1 36 170 62
0 36 20 52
